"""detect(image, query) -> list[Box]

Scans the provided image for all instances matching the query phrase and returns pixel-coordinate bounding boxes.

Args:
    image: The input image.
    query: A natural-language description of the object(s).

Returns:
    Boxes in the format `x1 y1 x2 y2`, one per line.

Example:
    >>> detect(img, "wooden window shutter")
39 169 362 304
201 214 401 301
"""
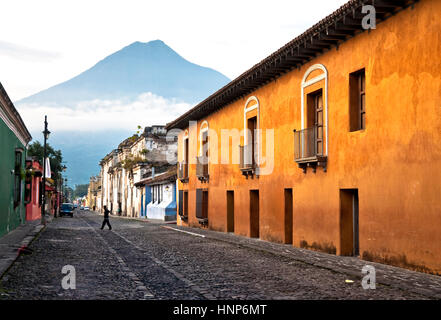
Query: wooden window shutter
178 190 183 216
196 188 203 219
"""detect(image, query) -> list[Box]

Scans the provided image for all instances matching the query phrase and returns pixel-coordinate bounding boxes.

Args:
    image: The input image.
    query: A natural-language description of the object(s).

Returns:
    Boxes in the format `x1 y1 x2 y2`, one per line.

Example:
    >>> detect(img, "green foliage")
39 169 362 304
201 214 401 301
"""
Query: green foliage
73 184 89 198
20 168 26 180
27 141 64 181
127 125 143 144
121 155 144 171
64 187 74 202
128 134 139 143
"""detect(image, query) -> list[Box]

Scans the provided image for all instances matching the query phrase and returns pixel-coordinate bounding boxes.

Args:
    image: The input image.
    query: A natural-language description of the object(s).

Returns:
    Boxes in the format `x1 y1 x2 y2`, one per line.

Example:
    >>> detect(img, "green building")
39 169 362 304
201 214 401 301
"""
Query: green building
0 82 32 238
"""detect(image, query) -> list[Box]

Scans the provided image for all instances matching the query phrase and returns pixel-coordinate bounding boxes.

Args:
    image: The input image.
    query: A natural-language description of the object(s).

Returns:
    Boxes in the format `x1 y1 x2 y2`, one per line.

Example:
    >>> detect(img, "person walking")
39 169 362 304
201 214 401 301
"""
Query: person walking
101 205 112 230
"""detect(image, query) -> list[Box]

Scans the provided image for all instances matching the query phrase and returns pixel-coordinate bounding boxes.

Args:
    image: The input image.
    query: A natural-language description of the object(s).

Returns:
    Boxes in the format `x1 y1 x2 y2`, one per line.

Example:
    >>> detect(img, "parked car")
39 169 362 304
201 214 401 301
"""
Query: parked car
60 203 74 217
84 206 90 211
80 206 84 210
73 204 78 209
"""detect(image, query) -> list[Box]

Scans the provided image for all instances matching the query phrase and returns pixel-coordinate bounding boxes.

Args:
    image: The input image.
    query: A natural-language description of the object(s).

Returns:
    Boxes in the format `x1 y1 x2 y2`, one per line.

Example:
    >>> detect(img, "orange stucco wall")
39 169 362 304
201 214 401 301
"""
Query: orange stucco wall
176 0 441 274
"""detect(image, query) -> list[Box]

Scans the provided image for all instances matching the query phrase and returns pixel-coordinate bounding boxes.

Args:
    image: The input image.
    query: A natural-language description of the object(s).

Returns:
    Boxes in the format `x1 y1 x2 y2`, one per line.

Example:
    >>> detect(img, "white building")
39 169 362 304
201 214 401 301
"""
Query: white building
135 168 177 221
99 125 177 217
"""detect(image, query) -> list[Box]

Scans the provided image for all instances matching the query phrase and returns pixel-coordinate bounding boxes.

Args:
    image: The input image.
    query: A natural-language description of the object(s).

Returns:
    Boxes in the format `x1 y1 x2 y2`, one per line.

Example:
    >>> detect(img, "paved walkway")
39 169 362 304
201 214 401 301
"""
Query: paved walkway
0 211 430 300
0 218 47 279
92 212 441 299
99 212 441 299
2 211 440 300
168 224 441 299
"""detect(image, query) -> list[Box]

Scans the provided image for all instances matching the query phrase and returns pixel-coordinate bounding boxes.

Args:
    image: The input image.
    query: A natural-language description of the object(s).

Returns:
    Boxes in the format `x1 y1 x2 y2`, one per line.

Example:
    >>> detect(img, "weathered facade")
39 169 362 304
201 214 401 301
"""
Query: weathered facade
87 175 101 211
0 82 32 237
135 168 177 221
99 125 177 217
24 158 43 221
167 0 441 274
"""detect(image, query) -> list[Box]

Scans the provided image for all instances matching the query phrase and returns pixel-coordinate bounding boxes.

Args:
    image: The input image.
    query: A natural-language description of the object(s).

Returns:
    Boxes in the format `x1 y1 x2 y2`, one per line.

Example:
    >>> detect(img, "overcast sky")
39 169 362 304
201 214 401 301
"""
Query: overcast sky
0 0 348 102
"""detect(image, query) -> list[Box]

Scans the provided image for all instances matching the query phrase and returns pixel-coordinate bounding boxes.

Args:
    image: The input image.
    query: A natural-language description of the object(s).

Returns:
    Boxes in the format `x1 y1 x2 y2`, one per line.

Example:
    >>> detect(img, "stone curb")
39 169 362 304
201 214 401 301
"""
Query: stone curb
173 225 441 300
0 222 47 280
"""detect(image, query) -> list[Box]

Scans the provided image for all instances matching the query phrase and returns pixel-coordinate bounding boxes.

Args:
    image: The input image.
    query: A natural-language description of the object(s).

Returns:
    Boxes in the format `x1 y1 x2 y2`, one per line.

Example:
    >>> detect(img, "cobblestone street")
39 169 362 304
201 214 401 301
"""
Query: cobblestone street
0 210 439 300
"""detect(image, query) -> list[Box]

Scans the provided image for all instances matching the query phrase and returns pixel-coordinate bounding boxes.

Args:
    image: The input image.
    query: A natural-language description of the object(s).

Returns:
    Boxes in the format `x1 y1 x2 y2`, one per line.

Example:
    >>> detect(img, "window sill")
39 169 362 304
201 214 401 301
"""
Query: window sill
295 155 327 173
197 218 208 226
349 128 367 134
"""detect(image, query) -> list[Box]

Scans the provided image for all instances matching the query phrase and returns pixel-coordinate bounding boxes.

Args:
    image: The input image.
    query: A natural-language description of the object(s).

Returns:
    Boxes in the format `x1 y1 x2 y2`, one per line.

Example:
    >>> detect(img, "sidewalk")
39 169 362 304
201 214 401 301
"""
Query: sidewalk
0 216 49 279
88 210 441 298
170 224 441 299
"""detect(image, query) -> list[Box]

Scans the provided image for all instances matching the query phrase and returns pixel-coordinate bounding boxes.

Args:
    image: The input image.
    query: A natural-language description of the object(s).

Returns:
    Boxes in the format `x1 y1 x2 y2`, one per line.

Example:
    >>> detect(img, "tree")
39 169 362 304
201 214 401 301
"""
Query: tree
73 184 89 198
64 187 74 203
27 141 64 179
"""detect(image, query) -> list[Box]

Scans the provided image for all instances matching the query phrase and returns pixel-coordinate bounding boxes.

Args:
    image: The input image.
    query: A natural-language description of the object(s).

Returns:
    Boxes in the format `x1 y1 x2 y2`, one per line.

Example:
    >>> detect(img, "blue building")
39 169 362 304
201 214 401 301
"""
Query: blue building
136 169 177 221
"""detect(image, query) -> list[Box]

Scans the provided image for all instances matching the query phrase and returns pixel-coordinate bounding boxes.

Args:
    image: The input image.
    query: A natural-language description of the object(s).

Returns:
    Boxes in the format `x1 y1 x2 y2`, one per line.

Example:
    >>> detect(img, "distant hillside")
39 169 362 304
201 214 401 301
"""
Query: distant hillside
17 40 230 186
31 130 133 187
18 40 229 105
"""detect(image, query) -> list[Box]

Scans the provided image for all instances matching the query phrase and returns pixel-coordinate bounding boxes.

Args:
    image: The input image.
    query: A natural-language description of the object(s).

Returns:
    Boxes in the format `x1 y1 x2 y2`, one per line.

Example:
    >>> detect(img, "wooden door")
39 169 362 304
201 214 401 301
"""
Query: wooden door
247 117 257 166
314 93 323 155
284 189 293 244
227 191 234 232
184 138 189 177
250 190 259 238
340 189 359 256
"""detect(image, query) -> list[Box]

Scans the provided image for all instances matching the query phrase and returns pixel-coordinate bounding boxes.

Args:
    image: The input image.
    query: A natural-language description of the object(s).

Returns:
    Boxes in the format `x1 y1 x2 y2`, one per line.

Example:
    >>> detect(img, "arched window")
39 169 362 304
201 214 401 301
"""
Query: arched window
301 64 328 156
240 96 260 176
199 121 209 159
197 121 209 181
179 129 190 182
294 64 328 173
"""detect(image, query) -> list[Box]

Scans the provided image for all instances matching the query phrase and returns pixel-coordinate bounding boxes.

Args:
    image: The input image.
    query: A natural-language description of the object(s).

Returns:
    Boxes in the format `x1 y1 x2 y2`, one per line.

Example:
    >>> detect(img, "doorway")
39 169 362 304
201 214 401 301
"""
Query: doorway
339 189 359 256
250 190 259 238
307 89 324 155
184 137 189 177
284 188 293 244
247 116 257 166
183 191 188 218
202 190 208 220
227 191 234 232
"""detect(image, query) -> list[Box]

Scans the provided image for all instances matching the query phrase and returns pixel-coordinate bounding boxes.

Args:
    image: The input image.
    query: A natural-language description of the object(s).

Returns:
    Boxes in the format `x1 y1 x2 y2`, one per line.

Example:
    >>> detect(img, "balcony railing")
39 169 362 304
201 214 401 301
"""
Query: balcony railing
239 145 256 177
196 156 209 182
178 161 189 182
294 126 327 173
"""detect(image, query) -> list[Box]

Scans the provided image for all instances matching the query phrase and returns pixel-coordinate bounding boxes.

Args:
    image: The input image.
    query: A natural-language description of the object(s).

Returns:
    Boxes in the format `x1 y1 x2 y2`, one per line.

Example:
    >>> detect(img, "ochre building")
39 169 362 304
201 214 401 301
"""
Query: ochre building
166 0 441 274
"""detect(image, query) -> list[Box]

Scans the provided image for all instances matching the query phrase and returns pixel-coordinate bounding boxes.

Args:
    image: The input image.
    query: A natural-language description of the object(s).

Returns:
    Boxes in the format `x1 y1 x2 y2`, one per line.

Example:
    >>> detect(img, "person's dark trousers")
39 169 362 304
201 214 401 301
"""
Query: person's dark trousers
101 218 112 230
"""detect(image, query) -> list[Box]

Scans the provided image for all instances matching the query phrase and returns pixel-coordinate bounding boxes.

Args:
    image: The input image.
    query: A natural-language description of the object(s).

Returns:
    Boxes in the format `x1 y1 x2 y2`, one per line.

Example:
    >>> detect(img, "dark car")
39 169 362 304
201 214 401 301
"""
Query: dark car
60 203 74 217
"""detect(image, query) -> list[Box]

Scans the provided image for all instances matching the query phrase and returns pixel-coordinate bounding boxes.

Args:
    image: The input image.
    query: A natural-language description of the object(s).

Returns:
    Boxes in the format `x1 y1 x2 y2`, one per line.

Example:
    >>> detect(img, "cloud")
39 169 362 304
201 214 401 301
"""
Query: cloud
0 40 61 62
17 92 191 132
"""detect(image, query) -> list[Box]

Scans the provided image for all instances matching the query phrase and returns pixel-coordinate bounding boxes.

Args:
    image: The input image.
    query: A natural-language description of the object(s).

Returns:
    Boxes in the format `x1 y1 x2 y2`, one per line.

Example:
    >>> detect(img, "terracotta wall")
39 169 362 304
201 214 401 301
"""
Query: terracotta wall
25 174 42 221
176 0 441 274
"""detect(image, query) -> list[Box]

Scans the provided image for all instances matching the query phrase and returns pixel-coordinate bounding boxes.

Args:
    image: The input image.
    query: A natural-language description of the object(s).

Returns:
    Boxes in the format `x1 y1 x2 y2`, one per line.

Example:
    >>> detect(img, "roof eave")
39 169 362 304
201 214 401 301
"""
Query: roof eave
165 0 418 130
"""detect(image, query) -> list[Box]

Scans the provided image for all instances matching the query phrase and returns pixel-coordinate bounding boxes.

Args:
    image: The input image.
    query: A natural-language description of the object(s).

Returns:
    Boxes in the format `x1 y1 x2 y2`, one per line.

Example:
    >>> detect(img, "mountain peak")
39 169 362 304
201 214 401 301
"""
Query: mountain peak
118 39 177 59
128 39 166 48
17 40 230 105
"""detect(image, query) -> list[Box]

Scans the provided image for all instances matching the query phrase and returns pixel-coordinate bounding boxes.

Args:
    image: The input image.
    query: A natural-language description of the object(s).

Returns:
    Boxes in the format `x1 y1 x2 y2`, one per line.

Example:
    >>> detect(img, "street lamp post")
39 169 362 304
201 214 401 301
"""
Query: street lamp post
64 178 68 202
41 115 50 225
61 165 67 204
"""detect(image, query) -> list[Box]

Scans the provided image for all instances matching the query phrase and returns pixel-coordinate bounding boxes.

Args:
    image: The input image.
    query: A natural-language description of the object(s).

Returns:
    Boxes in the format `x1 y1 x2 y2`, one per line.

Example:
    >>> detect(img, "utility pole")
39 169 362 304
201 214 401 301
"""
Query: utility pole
41 116 50 225
64 178 68 202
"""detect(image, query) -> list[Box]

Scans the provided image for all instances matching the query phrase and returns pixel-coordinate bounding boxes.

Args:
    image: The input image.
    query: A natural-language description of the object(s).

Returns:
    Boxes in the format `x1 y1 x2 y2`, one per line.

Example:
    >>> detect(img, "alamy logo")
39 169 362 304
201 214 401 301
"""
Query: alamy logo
61 265 76 290
361 265 376 289
362 5 377 30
